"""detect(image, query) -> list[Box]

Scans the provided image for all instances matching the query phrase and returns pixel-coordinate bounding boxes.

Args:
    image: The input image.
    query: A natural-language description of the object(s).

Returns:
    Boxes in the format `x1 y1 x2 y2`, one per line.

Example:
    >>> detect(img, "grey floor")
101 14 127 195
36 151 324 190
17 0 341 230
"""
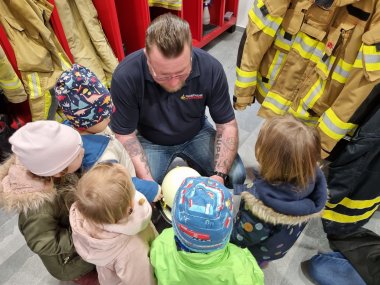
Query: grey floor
1 29 379 285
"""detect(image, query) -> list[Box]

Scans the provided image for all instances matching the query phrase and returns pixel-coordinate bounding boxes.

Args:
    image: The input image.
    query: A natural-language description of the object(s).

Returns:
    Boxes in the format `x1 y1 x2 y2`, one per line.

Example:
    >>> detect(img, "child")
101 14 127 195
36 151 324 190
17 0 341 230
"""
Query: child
230 115 328 267
54 64 161 202
69 162 157 285
150 176 264 285
0 120 98 284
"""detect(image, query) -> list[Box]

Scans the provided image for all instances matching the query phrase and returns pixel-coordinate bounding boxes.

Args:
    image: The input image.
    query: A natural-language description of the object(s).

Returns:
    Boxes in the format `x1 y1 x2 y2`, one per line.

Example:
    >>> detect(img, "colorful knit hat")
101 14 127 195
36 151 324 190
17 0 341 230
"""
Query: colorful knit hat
9 120 83 176
54 64 113 130
172 176 233 253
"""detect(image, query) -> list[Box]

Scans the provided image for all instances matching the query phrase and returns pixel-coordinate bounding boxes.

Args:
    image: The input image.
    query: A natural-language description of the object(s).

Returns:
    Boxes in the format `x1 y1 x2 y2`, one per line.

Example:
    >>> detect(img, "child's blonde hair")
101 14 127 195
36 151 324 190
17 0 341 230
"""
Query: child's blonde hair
255 115 321 189
75 163 135 224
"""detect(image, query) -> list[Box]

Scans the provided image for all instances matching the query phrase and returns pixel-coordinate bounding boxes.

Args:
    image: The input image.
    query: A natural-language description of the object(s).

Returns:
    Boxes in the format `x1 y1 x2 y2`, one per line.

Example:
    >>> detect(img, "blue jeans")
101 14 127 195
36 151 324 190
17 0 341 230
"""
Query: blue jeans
137 119 246 186
306 252 366 285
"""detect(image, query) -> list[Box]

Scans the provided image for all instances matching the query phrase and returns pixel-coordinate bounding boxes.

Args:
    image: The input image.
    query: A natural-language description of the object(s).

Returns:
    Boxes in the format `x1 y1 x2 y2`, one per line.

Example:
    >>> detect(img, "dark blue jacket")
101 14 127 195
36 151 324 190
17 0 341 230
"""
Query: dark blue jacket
230 168 327 263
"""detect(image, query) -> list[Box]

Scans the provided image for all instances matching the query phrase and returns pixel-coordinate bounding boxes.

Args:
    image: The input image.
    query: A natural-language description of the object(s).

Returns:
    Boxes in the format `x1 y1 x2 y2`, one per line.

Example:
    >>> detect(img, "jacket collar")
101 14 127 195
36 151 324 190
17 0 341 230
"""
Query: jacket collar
0 155 56 214
241 168 327 225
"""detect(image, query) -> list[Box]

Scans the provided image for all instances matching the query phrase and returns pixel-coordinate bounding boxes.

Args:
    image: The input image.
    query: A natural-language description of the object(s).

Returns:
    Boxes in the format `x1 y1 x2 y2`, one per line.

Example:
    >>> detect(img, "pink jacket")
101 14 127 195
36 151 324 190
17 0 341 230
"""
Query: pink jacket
70 191 157 285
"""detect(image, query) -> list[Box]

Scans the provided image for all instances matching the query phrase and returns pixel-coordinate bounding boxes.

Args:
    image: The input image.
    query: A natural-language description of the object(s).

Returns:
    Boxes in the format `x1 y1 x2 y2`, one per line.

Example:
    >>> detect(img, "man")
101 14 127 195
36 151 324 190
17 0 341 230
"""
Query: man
110 13 245 187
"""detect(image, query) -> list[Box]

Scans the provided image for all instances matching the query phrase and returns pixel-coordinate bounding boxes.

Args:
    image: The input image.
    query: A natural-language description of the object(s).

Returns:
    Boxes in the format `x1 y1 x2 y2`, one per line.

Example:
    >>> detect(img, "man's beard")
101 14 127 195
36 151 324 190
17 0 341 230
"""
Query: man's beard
161 80 186 93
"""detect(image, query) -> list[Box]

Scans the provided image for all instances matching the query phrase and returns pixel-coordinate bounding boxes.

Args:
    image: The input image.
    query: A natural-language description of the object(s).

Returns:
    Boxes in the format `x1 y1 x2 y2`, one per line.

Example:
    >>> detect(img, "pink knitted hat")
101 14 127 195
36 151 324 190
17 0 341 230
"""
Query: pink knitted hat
9 120 82 176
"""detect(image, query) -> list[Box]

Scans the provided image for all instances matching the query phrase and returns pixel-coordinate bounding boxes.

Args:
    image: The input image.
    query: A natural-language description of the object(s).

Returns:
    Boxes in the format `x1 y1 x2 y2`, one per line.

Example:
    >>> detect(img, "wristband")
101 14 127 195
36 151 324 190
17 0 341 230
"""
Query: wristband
212 171 229 183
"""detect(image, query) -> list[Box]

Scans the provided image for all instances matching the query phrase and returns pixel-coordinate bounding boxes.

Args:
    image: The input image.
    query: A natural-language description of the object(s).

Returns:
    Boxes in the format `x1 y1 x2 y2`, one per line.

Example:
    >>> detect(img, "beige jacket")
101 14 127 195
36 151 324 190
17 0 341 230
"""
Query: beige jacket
54 0 118 87
234 0 380 158
0 45 27 103
0 0 72 121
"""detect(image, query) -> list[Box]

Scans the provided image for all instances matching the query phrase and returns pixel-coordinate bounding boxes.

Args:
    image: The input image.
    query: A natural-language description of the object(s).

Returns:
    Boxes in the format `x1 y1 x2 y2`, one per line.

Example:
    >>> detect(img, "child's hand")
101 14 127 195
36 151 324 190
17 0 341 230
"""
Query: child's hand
153 185 163 202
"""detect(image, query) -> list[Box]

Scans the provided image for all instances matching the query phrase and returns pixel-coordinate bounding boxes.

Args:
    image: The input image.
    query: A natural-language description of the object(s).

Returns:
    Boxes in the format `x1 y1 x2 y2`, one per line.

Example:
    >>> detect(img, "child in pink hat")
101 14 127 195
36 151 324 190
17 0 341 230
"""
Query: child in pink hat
0 120 98 284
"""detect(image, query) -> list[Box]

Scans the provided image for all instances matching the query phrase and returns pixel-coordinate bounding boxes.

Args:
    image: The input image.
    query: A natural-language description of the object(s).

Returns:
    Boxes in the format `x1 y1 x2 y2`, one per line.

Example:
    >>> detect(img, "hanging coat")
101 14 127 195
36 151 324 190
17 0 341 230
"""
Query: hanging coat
234 0 380 158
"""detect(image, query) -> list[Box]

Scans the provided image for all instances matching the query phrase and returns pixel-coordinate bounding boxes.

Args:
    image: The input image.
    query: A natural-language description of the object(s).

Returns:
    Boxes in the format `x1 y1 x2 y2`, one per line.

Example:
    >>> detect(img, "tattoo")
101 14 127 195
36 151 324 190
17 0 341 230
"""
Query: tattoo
214 122 238 171
122 138 151 176
123 138 143 157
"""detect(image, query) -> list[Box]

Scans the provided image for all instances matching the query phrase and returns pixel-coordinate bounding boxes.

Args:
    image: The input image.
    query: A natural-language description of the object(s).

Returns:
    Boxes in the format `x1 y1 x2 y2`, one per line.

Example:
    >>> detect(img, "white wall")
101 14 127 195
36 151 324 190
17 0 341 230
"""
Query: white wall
236 0 250 28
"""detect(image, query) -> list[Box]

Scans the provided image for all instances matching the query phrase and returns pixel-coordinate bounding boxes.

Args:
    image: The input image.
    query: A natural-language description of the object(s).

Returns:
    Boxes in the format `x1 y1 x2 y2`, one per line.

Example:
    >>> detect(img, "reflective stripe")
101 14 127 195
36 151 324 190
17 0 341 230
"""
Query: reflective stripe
316 54 336 78
148 0 182 9
249 0 282 37
292 32 340 79
318 108 357 140
105 79 112 89
362 44 380 71
262 91 292 115
236 67 257 88
257 73 270 98
288 106 319 126
58 53 71 70
274 28 295 51
44 89 52 119
353 45 364 68
326 196 380 210
293 32 324 61
303 78 326 109
322 205 379 223
256 50 286 97
27 73 42 99
268 50 286 81
331 59 352 83
0 75 23 90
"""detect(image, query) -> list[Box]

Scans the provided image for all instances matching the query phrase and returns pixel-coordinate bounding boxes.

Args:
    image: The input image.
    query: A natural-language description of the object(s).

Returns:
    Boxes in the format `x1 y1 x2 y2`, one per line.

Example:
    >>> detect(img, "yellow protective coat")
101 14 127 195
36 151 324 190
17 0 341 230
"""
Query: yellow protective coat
0 0 71 121
54 0 119 88
234 0 380 158
0 45 27 103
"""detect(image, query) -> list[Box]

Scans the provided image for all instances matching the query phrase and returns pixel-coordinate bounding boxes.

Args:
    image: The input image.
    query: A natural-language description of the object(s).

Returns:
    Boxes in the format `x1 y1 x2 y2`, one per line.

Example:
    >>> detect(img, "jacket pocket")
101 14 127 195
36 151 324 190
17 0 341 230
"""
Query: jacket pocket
3 16 53 72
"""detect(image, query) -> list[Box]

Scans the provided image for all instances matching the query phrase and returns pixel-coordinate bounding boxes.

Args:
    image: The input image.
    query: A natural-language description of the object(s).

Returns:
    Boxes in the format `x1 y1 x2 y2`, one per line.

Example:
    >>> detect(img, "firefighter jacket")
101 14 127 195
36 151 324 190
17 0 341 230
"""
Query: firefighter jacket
0 0 72 121
54 0 119 87
0 45 27 103
234 0 380 158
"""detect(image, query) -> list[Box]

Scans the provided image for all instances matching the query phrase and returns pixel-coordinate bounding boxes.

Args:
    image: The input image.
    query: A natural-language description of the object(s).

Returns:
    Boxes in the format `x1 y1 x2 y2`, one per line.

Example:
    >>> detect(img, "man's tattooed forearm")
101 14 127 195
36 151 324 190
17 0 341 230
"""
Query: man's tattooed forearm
122 138 143 157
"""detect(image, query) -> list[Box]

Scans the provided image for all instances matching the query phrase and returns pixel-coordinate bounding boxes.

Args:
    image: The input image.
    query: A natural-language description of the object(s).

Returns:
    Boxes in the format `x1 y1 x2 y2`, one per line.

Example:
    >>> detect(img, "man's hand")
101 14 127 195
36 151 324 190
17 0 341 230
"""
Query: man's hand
210 174 225 185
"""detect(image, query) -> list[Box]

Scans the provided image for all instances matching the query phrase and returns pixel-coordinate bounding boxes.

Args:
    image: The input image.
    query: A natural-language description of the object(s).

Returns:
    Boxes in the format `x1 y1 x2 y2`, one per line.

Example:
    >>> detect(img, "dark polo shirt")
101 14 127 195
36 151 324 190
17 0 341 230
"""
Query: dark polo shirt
110 48 234 146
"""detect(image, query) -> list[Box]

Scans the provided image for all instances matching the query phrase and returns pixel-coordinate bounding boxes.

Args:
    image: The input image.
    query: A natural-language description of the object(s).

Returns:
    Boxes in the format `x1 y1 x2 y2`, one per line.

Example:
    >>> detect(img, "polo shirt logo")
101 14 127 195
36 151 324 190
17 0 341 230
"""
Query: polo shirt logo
180 94 204 100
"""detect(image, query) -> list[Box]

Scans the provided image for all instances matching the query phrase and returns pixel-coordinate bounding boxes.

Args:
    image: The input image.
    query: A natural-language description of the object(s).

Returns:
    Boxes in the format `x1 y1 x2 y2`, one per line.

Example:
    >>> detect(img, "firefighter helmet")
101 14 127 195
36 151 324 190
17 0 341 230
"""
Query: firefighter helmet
160 166 200 222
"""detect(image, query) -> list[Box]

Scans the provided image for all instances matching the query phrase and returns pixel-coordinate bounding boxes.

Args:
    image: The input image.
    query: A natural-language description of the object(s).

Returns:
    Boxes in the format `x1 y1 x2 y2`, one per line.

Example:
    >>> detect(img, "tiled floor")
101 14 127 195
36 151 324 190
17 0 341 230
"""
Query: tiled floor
0 29 379 285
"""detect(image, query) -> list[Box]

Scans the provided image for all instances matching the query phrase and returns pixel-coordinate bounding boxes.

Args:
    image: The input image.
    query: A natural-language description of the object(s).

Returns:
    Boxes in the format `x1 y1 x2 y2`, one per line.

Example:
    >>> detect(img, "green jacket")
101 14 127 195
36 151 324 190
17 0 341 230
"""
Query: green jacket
150 228 264 285
0 155 94 281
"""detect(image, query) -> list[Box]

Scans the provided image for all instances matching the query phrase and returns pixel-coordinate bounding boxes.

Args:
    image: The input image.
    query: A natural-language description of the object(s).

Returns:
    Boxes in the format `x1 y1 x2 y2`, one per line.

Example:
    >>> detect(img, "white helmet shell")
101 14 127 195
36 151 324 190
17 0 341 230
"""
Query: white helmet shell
160 166 200 221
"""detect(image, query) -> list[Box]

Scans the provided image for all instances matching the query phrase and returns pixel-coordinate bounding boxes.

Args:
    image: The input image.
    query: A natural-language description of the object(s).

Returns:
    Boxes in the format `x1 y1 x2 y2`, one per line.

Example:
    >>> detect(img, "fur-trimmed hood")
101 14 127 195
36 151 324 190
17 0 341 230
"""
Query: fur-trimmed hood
0 154 77 214
236 168 327 225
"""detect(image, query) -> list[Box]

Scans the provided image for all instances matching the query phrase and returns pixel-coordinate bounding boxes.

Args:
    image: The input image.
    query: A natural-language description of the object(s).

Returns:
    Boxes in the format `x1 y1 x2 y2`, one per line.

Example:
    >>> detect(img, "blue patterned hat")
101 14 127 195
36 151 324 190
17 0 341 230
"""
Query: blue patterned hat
172 176 233 253
54 64 113 130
